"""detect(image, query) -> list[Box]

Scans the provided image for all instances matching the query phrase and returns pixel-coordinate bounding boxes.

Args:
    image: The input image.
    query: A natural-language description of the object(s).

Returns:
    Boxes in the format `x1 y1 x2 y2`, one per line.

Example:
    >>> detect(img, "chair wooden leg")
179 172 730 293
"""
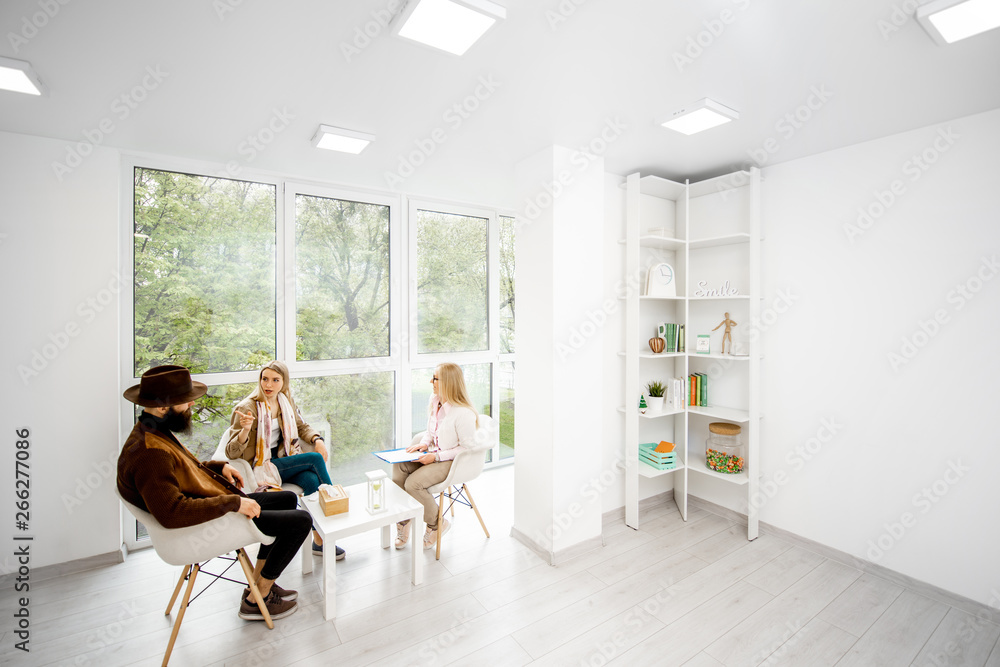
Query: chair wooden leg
463 484 490 538
164 564 191 616
435 491 445 560
162 563 198 667
236 548 274 629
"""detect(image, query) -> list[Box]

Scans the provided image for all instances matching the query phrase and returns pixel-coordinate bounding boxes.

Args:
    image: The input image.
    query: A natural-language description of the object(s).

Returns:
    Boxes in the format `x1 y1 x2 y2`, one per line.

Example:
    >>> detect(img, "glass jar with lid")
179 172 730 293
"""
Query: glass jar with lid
705 422 744 474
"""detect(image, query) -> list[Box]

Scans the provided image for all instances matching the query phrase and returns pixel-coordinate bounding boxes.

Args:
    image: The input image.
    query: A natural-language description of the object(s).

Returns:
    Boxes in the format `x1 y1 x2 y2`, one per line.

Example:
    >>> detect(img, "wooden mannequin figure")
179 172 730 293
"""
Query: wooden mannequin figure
713 312 738 354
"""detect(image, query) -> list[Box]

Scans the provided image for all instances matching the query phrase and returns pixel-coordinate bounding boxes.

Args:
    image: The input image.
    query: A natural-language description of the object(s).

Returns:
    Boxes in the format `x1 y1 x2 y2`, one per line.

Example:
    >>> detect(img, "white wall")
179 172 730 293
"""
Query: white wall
755 107 1000 607
0 130 122 571
601 108 999 607
513 146 605 560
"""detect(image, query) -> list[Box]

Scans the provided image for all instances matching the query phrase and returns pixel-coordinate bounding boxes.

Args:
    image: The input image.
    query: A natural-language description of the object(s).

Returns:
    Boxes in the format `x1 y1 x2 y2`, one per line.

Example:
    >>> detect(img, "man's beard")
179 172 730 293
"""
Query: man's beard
163 406 193 435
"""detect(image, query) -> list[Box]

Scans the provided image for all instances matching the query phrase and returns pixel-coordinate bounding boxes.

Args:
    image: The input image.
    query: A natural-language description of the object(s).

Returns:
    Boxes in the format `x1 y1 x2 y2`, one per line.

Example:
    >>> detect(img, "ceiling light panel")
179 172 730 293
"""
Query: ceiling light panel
659 98 739 135
312 125 374 154
917 0 1000 45
393 0 505 55
0 56 45 96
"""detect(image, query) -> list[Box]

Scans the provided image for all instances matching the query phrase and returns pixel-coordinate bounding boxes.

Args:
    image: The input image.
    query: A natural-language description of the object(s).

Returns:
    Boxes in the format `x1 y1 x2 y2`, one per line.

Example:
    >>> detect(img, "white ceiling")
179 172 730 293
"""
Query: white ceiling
2 0 998 206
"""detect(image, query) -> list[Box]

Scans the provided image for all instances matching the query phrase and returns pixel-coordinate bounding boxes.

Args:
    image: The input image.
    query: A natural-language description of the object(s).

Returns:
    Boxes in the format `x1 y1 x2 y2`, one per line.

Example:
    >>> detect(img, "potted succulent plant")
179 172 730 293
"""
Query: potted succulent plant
645 381 666 413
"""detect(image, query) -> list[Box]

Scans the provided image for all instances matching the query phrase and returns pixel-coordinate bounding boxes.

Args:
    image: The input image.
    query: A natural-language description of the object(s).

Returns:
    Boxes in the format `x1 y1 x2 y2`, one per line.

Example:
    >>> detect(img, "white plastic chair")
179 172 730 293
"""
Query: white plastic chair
211 431 311 496
412 414 498 560
116 488 276 666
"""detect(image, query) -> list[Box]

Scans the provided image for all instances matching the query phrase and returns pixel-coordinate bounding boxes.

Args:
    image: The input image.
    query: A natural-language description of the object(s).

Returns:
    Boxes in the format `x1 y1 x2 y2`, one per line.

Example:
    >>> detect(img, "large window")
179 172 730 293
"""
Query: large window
295 194 390 361
415 209 489 353
499 215 515 354
133 168 276 374
124 163 514 548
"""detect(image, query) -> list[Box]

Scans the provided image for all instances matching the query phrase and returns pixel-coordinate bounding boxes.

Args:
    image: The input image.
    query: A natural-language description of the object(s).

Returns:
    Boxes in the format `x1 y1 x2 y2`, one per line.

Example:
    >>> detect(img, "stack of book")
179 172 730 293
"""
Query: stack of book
657 323 685 353
688 373 708 406
665 377 686 410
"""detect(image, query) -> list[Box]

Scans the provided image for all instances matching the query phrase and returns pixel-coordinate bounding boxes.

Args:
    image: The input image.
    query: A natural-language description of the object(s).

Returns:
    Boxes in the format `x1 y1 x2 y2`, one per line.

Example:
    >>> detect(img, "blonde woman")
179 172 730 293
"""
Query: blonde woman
393 363 480 550
225 361 344 560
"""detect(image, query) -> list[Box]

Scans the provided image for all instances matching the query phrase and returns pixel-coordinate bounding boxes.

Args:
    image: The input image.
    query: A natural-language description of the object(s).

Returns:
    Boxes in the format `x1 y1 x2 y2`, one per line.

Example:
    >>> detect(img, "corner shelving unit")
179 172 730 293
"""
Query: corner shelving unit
622 168 761 540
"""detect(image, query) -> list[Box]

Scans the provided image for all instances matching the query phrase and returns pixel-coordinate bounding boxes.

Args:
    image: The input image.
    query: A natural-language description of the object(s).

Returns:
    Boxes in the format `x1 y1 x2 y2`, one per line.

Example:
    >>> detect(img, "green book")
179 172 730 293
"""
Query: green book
700 372 708 406
678 324 685 353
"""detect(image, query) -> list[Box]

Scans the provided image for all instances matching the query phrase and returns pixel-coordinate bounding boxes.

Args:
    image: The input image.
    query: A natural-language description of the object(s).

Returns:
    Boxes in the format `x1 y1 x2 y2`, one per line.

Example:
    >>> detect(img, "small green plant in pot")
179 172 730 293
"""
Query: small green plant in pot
645 381 666 413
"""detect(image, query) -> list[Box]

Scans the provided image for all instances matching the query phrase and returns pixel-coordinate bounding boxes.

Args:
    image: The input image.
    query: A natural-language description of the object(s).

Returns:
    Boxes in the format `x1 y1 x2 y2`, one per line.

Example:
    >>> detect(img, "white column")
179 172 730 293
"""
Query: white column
512 146 605 563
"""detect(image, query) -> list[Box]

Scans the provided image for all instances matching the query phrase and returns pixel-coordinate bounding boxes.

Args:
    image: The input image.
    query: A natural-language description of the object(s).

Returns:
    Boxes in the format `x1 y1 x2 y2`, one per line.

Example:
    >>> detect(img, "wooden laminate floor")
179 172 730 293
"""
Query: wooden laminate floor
5 465 999 667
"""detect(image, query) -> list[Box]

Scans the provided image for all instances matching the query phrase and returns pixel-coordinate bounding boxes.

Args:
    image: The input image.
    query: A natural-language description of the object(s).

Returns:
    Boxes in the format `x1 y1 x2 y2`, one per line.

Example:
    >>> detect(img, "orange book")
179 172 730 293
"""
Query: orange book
690 375 697 406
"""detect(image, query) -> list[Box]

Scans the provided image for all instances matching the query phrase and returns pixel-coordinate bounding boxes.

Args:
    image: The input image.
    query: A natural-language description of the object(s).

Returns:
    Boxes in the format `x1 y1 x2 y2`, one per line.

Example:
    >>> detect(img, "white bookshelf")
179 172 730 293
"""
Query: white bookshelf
622 168 761 539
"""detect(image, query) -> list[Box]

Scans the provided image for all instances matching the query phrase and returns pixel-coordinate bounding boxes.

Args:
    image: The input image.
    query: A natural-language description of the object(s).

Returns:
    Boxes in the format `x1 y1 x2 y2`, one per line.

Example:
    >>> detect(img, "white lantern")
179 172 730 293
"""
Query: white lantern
365 469 388 514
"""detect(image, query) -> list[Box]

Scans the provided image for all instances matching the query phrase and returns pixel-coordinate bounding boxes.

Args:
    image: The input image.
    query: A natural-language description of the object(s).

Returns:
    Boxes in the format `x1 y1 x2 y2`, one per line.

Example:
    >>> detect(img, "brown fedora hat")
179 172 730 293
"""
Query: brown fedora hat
123 365 208 407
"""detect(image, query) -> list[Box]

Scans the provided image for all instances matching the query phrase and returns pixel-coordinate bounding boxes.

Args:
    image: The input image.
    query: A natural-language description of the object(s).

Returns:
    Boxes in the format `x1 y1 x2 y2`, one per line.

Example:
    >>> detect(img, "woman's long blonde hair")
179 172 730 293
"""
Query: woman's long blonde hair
433 363 479 428
246 360 294 403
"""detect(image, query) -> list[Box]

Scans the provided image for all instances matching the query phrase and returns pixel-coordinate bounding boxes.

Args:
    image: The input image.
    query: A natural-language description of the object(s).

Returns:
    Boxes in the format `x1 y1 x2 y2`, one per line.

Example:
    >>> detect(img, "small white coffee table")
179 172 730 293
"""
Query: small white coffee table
299 481 423 620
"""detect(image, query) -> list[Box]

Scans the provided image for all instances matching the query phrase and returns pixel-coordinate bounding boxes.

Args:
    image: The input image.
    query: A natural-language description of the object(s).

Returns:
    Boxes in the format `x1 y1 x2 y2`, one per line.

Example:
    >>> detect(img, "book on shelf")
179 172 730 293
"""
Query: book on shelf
656 322 681 353
666 377 685 410
687 373 709 407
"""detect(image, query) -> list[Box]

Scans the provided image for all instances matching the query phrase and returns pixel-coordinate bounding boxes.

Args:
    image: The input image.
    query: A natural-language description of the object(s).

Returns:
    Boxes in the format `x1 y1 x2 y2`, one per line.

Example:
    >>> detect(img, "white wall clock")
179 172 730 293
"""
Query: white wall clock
646 262 676 297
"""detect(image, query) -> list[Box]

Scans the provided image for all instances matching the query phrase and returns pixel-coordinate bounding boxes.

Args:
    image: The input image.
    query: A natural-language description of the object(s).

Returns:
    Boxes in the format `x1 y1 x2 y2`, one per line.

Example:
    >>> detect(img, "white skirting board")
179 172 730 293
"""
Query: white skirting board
0 544 126 586
509 527 605 566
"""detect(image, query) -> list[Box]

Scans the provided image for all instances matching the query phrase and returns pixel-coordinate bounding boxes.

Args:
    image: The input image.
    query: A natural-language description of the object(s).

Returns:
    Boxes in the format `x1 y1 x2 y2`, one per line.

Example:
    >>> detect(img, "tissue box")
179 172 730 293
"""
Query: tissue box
318 484 349 516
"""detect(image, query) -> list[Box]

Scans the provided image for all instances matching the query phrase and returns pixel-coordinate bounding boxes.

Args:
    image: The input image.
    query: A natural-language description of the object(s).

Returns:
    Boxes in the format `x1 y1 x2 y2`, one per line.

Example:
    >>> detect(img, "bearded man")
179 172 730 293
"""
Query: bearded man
117 365 310 621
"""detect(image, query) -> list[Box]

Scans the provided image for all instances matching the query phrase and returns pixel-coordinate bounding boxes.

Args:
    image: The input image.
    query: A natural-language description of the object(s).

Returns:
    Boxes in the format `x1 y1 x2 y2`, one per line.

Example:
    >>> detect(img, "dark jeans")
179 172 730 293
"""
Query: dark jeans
250 490 311 581
272 452 332 495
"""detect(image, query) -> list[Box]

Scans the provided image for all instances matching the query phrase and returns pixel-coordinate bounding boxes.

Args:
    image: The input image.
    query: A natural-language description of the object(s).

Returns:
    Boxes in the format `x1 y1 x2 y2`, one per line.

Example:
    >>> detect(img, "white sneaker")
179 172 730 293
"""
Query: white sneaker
395 520 411 549
423 519 451 550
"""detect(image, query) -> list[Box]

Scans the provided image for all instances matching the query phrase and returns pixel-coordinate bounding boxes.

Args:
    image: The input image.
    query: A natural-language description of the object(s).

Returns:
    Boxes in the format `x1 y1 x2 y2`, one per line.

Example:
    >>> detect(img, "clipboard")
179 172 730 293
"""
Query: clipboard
372 448 424 464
